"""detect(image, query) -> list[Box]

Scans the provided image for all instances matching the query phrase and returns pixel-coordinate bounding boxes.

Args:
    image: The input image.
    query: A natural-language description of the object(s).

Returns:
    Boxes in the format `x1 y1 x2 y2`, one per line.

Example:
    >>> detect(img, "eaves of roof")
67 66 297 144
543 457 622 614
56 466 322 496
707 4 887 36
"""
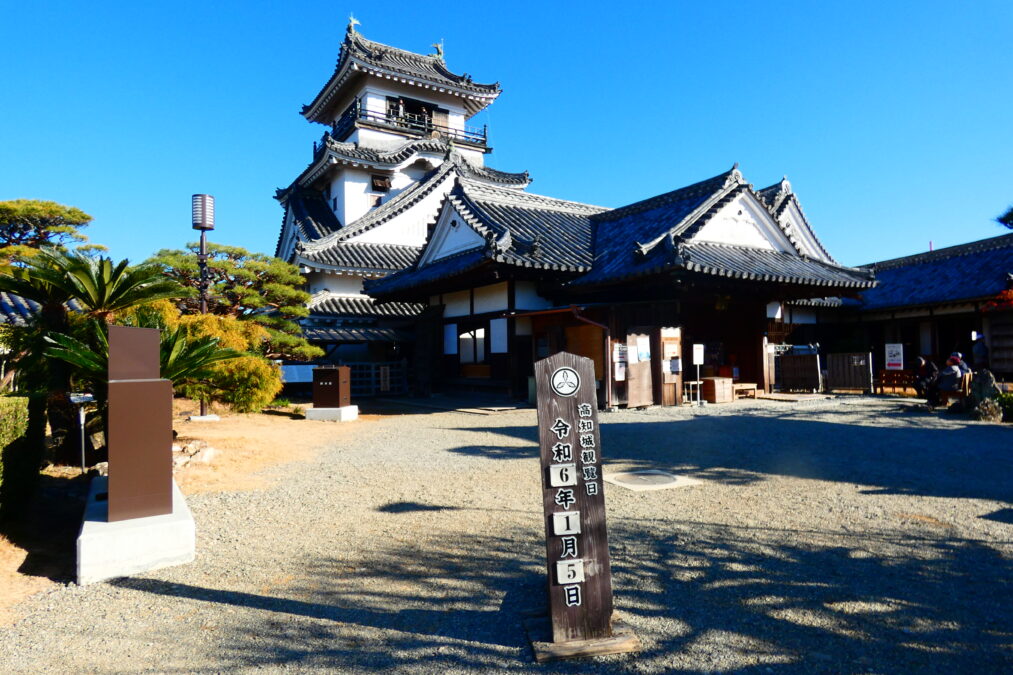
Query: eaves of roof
302 28 500 124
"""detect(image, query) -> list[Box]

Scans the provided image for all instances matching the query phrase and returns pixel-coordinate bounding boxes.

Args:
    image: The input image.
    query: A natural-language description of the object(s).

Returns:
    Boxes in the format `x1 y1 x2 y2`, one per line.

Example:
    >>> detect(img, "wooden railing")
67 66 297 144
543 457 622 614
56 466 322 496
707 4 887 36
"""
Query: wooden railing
329 106 487 146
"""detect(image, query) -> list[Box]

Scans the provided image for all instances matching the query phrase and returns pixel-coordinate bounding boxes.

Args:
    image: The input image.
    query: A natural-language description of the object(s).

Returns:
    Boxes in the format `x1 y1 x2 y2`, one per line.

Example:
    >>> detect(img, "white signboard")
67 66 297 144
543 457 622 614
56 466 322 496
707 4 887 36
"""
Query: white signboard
885 343 904 370
692 343 705 366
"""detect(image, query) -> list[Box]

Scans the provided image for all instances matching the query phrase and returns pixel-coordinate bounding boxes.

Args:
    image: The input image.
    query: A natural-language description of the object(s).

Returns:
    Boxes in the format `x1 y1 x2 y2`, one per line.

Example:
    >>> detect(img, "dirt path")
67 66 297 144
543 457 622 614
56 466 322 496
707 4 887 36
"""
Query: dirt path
0 401 360 626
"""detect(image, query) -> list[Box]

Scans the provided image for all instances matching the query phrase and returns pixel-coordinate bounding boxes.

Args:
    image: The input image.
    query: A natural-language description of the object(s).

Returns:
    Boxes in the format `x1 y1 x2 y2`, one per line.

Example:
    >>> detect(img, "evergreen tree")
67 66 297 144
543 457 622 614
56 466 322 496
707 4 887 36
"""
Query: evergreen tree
148 244 322 361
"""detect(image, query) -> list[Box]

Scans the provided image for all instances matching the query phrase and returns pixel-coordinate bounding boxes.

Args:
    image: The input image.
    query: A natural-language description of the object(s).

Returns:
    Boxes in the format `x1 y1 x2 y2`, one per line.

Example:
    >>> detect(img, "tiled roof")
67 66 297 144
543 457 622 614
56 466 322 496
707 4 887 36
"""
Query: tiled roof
307 291 423 318
366 249 490 298
295 136 530 187
571 167 742 286
302 26 500 123
1 292 81 326
300 242 421 273
290 190 342 240
856 233 1013 310
569 166 868 290
302 326 410 343
449 178 607 271
677 242 874 288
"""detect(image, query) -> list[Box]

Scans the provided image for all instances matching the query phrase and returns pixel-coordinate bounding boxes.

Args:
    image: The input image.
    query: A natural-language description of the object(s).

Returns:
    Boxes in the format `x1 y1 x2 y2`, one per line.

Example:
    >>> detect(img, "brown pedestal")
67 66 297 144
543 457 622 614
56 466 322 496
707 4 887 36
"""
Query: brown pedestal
107 325 174 522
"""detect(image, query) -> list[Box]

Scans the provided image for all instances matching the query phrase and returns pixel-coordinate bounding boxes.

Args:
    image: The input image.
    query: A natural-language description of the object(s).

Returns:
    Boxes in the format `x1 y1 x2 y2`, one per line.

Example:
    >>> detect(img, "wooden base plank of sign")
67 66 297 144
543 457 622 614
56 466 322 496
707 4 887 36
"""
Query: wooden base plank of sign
524 613 642 663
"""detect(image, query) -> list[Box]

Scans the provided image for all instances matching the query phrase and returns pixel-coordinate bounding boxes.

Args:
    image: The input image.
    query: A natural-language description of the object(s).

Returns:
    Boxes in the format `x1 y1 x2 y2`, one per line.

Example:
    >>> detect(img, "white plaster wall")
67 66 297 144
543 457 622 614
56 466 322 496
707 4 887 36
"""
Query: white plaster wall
339 169 375 226
515 281 552 310
473 282 508 314
695 194 792 252
443 323 458 354
443 290 470 317
789 308 817 325
766 302 783 319
490 318 508 353
350 170 455 246
306 273 363 296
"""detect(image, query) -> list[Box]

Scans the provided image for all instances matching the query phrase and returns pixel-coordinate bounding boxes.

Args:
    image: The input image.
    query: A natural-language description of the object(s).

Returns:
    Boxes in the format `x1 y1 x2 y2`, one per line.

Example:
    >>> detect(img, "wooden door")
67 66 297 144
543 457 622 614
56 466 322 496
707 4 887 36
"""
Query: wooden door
626 327 654 407
657 327 683 406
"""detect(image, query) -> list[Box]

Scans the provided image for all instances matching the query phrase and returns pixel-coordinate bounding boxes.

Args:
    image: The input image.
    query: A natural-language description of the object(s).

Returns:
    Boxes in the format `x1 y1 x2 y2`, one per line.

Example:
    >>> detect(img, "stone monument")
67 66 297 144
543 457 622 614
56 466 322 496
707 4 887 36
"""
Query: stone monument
76 325 195 585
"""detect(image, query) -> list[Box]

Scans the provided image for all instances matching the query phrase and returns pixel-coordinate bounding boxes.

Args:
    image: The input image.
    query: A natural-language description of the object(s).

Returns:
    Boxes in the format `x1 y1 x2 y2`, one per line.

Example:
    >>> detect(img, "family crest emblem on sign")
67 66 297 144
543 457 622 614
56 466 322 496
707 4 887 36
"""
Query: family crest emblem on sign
550 367 580 397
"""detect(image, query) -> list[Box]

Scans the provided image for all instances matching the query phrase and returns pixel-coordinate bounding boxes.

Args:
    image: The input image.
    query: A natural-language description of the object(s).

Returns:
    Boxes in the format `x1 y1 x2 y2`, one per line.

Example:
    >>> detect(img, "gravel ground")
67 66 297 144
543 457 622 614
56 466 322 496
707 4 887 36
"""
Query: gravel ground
1 396 1011 673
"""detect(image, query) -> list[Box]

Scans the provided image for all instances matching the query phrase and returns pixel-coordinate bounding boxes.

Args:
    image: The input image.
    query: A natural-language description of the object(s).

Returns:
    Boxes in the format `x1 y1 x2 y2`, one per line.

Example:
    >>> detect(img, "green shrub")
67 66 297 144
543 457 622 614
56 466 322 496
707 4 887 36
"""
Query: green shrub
0 396 31 522
998 392 1013 422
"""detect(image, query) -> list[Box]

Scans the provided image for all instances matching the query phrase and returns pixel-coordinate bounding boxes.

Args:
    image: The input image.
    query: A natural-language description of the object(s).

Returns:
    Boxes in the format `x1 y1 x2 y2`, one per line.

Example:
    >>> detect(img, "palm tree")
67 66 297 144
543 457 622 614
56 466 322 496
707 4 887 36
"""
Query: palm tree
0 249 186 461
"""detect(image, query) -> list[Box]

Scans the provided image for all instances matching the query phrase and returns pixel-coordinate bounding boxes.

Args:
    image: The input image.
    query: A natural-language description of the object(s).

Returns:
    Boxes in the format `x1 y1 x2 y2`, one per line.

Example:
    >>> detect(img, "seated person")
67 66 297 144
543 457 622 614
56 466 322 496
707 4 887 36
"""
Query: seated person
940 357 962 388
950 352 971 375
913 356 938 398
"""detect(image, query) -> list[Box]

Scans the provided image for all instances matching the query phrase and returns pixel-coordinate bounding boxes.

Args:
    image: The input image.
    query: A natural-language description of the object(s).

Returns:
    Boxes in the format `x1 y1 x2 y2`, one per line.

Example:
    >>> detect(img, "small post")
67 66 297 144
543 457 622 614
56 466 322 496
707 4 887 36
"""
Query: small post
70 393 95 475
693 343 704 406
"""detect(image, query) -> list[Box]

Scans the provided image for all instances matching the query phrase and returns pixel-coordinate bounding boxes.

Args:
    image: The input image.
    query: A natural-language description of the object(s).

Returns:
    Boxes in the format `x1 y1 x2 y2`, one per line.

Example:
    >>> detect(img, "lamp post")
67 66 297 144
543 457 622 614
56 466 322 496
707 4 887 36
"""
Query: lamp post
191 194 215 417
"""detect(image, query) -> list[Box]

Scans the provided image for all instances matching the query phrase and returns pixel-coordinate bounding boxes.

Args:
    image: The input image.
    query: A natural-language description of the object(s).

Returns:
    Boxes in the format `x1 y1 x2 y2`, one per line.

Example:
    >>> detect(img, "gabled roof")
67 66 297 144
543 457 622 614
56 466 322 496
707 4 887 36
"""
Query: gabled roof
302 153 460 253
571 166 743 286
756 177 836 263
307 291 423 318
302 24 500 124
445 178 608 271
855 232 1013 310
570 166 870 290
299 242 422 276
366 179 607 298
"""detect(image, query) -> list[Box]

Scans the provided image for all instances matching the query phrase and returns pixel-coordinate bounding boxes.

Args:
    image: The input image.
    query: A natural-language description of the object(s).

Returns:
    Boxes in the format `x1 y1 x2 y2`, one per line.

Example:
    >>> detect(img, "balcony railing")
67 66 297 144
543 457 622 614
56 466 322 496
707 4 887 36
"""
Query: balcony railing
329 105 487 146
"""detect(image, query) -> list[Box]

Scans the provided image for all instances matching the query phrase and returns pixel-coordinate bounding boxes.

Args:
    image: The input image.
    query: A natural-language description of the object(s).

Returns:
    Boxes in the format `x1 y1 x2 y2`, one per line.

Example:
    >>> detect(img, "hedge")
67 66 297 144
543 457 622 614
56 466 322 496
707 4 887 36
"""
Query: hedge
0 396 38 522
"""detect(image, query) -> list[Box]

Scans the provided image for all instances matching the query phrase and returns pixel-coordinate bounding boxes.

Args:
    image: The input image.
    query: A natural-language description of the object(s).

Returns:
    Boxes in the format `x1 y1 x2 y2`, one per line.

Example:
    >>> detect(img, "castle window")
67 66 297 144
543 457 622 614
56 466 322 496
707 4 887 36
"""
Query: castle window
371 175 391 193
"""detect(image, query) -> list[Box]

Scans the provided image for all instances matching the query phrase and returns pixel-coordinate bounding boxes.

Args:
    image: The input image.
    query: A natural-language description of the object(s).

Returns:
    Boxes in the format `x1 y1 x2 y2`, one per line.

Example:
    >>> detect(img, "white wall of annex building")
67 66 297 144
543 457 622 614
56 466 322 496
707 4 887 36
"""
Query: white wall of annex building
443 290 470 317
473 282 508 314
515 281 551 310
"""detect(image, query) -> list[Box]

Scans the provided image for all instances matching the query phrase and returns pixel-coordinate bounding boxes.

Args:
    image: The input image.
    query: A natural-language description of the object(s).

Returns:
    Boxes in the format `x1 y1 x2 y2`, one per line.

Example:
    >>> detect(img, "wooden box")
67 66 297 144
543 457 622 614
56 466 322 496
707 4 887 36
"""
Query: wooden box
702 377 733 404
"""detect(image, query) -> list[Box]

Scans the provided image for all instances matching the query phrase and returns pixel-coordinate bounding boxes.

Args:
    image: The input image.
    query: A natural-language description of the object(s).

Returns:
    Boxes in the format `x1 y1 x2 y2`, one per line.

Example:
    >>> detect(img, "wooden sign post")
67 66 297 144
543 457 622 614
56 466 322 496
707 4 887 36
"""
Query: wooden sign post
529 351 640 662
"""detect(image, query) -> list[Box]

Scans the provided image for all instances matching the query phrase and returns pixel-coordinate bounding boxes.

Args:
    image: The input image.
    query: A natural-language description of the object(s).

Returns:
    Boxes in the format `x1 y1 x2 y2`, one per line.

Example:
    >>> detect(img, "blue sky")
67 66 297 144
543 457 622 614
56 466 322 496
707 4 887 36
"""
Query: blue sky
2 1 1011 267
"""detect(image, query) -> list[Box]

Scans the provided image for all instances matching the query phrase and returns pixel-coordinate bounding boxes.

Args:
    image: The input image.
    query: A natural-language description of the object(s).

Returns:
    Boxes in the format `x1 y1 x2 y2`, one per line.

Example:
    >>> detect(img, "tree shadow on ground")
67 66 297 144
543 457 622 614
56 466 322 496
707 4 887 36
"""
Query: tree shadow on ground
109 516 1011 673
1 472 88 582
447 409 1013 502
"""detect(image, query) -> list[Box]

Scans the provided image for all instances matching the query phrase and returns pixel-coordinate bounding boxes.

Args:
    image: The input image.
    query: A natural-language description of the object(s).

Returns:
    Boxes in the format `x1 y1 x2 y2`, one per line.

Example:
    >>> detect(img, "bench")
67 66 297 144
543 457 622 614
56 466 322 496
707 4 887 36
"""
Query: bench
733 383 757 399
938 372 973 406
875 369 915 394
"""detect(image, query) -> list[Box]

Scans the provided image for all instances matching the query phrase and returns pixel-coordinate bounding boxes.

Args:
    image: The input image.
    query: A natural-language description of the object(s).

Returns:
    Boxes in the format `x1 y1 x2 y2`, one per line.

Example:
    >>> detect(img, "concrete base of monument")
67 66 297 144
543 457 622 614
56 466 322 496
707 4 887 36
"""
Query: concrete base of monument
523 613 641 662
187 414 220 422
305 405 358 422
76 476 196 586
